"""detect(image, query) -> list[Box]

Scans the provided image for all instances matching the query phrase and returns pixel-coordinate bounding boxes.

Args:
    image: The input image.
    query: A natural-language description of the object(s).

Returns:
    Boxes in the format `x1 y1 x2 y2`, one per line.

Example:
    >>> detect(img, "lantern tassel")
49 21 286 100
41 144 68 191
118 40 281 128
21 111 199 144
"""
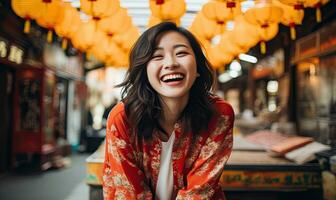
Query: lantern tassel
219 67 225 74
24 19 31 34
62 38 68 50
47 30 53 43
260 41 266 54
316 8 322 23
290 26 296 40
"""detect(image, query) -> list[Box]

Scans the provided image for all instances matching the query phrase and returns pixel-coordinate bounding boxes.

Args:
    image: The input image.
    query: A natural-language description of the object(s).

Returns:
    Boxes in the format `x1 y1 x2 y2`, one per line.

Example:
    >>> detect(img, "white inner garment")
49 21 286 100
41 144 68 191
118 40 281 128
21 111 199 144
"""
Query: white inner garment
155 131 175 200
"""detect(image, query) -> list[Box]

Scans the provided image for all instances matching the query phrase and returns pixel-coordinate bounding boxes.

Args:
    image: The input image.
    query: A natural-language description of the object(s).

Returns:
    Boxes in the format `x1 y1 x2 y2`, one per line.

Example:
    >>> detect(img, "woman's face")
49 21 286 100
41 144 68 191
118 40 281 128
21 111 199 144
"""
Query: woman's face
146 31 198 101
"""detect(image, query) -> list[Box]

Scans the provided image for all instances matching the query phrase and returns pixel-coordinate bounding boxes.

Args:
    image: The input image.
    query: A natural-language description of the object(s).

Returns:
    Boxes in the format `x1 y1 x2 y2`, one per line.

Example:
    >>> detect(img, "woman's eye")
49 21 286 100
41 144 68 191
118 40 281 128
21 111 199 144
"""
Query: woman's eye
152 54 163 60
176 51 188 56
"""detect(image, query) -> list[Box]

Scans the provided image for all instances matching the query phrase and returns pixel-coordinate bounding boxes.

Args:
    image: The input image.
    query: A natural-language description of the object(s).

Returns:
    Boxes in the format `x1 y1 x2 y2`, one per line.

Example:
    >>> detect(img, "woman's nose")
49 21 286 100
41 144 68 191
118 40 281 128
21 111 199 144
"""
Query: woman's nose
163 56 179 69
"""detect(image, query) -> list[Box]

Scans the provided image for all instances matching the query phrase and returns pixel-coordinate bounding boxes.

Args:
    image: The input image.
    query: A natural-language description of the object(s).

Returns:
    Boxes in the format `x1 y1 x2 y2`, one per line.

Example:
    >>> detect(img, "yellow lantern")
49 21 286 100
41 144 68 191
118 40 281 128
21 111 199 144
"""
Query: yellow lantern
201 1 241 24
149 0 186 20
214 0 244 9
80 0 120 19
245 0 283 54
218 31 244 56
11 0 43 33
189 13 223 41
147 15 180 28
107 50 129 67
257 23 279 54
231 15 260 51
90 34 109 62
35 0 65 43
55 3 81 49
273 0 304 40
71 20 103 52
98 8 132 37
113 26 140 51
279 0 328 23
207 44 234 69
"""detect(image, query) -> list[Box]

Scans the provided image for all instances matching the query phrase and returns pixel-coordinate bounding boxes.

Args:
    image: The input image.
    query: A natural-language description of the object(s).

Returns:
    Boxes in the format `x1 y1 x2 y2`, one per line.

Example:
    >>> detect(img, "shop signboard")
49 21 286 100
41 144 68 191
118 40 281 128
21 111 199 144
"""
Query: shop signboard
220 170 322 190
0 36 24 64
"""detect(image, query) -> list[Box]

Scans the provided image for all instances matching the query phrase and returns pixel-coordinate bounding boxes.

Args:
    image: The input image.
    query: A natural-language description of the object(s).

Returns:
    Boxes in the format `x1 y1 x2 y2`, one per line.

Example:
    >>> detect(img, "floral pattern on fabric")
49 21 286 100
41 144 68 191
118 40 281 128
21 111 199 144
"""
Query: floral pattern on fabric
103 97 234 200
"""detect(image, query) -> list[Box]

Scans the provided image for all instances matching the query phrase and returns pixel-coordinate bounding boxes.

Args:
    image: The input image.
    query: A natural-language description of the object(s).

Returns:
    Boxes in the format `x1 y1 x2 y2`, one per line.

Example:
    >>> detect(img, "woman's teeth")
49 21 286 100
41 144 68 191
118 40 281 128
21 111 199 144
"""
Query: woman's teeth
162 74 184 82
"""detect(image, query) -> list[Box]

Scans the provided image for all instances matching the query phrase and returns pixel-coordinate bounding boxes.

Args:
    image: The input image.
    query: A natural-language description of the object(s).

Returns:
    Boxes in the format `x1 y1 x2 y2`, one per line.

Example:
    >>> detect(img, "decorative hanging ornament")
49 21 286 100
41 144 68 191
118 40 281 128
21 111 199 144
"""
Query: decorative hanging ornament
11 0 43 33
147 15 180 27
35 0 65 43
55 3 81 49
245 0 283 54
231 15 260 51
189 12 223 41
149 0 186 21
273 0 304 40
80 0 120 20
98 8 132 37
201 0 242 24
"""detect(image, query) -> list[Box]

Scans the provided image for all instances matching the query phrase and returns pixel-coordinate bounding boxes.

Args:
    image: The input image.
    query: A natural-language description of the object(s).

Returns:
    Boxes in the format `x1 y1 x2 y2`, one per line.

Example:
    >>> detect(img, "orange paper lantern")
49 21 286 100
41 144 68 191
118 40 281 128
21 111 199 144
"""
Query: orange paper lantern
273 0 304 40
149 0 186 20
55 3 81 49
35 0 65 43
80 0 120 19
245 0 283 54
201 1 241 23
11 0 43 33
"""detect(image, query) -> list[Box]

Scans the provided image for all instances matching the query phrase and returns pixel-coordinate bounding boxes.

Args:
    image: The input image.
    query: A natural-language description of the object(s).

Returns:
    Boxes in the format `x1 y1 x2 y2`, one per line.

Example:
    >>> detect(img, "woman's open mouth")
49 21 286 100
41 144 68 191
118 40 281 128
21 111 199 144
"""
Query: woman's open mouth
161 73 185 84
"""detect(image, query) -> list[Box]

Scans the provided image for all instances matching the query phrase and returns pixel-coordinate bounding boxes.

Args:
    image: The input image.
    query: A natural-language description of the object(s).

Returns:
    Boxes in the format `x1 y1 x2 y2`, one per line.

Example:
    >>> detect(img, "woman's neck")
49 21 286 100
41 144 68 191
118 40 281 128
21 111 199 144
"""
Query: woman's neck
159 95 189 135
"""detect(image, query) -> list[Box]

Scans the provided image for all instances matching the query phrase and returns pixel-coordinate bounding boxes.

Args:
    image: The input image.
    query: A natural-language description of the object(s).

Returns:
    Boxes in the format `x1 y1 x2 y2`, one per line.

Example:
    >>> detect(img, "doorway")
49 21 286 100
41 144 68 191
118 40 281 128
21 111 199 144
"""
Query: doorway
0 66 14 174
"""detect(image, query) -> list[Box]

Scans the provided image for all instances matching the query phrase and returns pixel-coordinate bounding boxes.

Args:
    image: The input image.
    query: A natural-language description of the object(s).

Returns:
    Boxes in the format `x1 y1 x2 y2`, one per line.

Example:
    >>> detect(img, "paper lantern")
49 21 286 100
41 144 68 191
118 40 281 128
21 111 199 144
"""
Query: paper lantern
214 0 244 9
149 0 186 20
231 15 260 51
71 20 103 52
207 44 234 69
257 23 279 54
35 0 65 43
279 0 328 22
11 0 43 33
147 15 180 28
218 31 244 56
98 8 132 36
201 1 241 23
55 3 81 49
189 13 223 41
113 26 140 51
273 0 304 40
80 0 120 19
245 0 283 54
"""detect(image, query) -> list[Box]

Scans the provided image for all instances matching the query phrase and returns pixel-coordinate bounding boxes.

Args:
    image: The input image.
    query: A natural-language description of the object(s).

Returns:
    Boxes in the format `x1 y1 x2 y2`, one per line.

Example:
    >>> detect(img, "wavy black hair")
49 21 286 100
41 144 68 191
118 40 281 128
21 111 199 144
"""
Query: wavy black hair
117 22 216 139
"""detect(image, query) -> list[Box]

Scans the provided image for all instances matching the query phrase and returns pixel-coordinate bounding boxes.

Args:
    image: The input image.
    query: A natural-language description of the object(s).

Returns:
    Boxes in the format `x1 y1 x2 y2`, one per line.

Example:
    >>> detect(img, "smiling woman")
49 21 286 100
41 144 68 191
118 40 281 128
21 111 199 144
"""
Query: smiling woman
103 22 235 200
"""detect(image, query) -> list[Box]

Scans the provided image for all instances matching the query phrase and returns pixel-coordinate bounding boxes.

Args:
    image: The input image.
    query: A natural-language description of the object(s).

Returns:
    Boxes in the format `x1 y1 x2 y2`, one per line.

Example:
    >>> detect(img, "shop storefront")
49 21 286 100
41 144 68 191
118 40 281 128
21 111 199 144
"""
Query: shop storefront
0 2 86 172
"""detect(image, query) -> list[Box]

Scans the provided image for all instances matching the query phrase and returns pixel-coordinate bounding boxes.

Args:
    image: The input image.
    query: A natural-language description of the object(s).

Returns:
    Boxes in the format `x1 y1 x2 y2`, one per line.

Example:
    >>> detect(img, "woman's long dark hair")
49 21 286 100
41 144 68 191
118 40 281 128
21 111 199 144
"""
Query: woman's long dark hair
117 22 216 139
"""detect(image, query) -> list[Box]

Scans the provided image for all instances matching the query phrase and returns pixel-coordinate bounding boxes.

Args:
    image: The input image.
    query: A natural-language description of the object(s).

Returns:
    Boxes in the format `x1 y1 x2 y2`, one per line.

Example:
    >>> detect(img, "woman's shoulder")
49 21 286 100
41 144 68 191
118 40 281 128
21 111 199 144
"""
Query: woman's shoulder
210 95 235 116
106 102 128 127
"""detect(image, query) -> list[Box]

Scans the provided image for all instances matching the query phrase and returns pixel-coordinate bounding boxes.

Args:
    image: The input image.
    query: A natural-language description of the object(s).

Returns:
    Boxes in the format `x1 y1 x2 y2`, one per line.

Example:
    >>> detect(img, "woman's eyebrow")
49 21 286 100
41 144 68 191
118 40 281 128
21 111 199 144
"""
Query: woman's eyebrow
173 44 189 49
154 44 189 51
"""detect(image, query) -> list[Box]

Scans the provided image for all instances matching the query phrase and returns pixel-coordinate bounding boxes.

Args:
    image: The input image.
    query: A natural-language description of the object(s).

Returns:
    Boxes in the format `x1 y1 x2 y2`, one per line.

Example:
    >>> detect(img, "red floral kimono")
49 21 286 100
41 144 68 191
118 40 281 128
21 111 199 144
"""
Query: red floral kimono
103 97 234 200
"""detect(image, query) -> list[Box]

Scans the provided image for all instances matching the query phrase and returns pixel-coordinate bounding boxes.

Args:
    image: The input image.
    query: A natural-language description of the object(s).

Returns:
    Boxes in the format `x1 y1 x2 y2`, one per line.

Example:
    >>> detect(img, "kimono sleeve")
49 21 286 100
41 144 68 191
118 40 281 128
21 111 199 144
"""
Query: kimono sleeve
176 102 234 200
102 110 152 200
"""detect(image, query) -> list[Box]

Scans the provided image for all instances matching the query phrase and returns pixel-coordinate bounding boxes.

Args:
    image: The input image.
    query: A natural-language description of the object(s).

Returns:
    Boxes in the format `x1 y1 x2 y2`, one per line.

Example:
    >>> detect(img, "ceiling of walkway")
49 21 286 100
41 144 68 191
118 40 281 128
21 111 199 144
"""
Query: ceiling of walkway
68 0 255 33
